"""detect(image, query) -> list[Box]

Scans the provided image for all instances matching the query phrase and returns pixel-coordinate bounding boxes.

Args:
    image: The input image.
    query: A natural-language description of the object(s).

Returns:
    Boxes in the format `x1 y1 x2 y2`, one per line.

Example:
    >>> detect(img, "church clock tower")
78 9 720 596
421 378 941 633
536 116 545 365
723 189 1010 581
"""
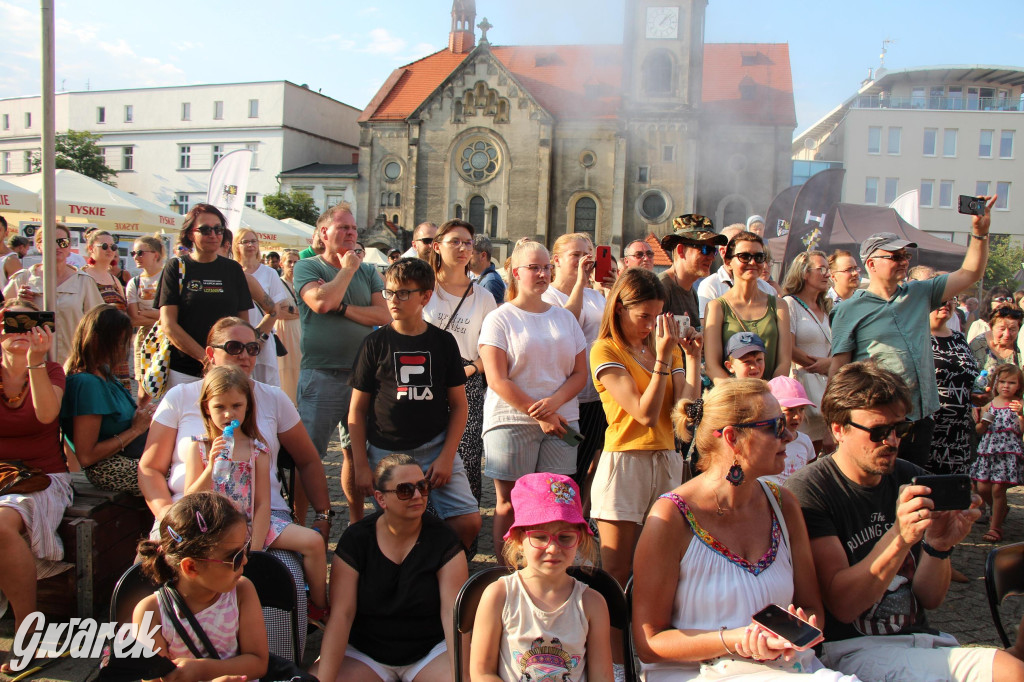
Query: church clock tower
622 0 706 109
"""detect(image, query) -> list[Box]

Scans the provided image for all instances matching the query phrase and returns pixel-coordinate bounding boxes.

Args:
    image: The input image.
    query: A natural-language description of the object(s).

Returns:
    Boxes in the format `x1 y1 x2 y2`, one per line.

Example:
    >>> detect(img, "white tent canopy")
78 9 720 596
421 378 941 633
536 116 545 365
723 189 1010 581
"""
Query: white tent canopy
0 177 40 213
280 217 316 239
239 208 313 249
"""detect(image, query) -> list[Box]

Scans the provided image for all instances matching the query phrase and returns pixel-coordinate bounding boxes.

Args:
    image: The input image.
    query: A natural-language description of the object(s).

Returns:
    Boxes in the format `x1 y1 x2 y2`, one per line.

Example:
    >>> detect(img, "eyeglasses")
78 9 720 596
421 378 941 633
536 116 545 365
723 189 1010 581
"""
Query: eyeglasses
808 266 829 276
352 248 365 256
833 266 861 275
730 252 767 264
414 237 434 245
382 288 425 301
195 538 250 571
211 340 262 357
195 225 225 236
846 419 914 443
626 250 655 260
239 239 259 247
516 264 554 275
870 252 911 263
731 415 787 439
130 250 155 257
440 239 475 250
55 237 71 248
993 296 1013 303
524 529 582 550
380 479 431 500
93 243 115 251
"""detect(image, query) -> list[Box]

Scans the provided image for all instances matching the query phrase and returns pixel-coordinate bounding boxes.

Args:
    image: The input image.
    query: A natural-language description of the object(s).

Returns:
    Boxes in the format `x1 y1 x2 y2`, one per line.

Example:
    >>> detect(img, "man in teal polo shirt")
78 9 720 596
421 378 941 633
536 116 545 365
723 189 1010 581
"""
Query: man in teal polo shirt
830 196 995 468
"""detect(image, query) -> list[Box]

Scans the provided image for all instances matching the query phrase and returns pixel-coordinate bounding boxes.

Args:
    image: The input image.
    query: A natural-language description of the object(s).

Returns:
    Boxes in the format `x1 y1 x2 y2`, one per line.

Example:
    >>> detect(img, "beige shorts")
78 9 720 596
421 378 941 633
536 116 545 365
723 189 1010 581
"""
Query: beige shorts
821 632 996 682
590 449 682 524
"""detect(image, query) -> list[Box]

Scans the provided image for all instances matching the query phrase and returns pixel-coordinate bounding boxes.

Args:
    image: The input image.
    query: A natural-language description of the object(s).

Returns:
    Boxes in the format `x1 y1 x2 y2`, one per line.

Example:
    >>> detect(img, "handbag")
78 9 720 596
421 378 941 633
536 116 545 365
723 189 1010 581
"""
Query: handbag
273 333 288 357
140 259 184 401
157 584 316 682
0 460 52 496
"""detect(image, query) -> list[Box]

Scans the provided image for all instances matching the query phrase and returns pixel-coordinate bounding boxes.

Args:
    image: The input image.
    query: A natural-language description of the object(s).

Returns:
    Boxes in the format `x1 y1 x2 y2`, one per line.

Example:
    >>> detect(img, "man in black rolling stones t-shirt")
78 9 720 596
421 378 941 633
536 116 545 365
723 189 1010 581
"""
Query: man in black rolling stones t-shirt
786 362 1021 681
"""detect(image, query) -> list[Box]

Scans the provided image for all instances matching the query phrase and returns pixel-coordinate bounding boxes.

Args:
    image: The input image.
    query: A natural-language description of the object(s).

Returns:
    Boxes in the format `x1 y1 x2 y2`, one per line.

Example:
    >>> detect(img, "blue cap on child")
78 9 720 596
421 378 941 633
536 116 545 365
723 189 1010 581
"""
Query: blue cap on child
503 473 593 541
725 331 766 359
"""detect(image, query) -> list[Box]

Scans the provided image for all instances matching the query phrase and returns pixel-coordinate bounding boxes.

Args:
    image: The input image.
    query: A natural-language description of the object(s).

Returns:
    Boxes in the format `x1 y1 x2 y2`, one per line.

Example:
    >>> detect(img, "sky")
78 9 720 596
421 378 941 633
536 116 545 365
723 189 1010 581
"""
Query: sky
1 0 1023 134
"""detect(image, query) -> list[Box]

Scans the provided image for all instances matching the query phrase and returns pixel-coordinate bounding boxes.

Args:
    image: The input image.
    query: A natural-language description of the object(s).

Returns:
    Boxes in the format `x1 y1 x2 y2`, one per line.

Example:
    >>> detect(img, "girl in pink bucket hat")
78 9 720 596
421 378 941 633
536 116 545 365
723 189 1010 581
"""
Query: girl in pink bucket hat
764 376 817 484
470 473 613 682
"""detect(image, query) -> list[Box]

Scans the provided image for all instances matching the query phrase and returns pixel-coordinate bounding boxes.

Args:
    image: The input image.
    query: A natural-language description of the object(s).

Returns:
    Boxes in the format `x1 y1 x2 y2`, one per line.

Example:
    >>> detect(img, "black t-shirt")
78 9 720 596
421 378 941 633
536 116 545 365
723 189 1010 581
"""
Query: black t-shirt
155 256 253 377
786 456 931 642
335 511 463 665
350 323 466 450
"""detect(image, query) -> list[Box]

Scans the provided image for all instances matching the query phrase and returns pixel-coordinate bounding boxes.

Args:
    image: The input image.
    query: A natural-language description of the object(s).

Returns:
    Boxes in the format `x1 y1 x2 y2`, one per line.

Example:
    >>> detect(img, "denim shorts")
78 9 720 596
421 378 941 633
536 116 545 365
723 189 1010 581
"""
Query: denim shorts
366 431 479 519
482 422 579 482
298 368 353 455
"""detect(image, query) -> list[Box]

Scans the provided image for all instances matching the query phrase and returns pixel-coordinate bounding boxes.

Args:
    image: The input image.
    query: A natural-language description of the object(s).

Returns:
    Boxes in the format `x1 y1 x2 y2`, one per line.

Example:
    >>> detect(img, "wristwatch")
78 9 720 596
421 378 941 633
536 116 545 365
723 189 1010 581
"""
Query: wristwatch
921 541 953 559
259 332 270 342
314 509 335 523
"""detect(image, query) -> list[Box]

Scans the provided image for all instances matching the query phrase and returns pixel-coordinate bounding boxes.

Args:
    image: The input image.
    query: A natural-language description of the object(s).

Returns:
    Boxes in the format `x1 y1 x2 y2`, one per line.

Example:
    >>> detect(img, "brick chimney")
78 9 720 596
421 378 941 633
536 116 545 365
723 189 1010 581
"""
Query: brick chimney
448 0 476 53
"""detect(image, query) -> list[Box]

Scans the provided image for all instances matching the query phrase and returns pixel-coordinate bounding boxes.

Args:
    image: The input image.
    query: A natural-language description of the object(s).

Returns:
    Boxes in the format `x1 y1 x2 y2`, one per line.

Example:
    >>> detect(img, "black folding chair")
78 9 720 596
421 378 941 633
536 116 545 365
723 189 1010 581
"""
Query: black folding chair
109 562 159 627
244 550 302 662
569 567 638 682
985 541 1024 647
276 445 298 514
452 566 512 682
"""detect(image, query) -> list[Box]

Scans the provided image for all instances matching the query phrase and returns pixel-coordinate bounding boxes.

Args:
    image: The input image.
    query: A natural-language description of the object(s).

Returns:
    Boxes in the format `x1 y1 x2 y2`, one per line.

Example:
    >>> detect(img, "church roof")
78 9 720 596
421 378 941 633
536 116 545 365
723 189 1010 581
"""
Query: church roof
360 42 794 126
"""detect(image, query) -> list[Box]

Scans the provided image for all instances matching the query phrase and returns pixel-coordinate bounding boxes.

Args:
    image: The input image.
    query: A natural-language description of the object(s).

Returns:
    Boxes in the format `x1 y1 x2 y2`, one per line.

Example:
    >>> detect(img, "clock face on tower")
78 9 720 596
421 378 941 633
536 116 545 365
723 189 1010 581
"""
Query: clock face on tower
645 6 680 40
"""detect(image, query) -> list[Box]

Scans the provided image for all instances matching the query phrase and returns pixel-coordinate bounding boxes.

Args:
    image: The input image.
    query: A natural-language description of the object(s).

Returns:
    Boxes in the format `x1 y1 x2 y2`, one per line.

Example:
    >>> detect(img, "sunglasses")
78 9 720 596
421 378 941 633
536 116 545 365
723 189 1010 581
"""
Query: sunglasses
130 250 155 257
993 296 1013 303
352 248 365 256
55 237 71 248
211 340 262 357
195 538 250 571
93 243 115 251
414 237 434 245
730 415 786 439
730 252 767 264
382 288 424 301
195 225 225 236
381 479 431 500
524 529 582 550
846 419 914 443
690 244 716 256
870 252 911 263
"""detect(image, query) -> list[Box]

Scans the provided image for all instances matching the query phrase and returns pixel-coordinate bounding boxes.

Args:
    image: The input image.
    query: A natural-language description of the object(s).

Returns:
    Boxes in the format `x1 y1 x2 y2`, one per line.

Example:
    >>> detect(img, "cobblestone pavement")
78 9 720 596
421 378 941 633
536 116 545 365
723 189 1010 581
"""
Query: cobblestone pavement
3 442 1021 680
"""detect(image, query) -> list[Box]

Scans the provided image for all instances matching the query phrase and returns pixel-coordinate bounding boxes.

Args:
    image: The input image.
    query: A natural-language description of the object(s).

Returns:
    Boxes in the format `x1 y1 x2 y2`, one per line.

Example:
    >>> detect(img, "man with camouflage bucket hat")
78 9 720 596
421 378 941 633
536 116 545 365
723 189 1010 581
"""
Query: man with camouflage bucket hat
658 214 728 328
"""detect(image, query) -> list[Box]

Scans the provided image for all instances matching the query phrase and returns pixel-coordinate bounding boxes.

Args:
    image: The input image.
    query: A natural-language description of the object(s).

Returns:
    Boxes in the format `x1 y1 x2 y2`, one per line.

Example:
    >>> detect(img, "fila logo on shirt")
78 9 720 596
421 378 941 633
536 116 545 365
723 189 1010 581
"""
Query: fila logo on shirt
395 352 434 400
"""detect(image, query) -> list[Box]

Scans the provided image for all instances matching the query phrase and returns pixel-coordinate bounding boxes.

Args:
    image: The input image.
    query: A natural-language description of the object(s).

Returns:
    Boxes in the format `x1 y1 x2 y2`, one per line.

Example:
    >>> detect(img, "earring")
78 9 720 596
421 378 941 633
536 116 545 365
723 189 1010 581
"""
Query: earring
726 458 745 486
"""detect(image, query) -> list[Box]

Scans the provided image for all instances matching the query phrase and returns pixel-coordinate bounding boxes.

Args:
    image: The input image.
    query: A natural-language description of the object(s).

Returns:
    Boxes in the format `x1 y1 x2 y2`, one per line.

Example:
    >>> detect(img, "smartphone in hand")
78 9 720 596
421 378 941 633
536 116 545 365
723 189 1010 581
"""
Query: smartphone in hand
751 604 823 651
911 474 972 511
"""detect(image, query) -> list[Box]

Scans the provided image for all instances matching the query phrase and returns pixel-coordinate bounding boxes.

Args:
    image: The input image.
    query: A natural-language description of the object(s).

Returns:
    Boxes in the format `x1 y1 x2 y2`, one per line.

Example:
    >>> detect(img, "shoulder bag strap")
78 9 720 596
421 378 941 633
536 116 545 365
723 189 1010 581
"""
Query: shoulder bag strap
760 479 790 550
159 584 223 660
718 298 750 333
157 587 207 659
442 282 474 333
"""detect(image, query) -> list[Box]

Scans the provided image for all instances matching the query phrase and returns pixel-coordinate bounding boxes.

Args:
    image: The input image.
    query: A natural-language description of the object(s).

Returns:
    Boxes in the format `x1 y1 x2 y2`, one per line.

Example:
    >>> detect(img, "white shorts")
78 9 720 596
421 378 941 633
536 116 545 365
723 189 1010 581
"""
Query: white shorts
821 632 997 682
345 641 447 682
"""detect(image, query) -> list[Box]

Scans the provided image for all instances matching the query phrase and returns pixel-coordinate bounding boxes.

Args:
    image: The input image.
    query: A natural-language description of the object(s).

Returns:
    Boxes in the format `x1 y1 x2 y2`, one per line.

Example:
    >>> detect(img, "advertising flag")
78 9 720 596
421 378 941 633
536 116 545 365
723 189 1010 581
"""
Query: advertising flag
781 168 845 273
889 189 920 228
207 149 253 234
763 185 800 241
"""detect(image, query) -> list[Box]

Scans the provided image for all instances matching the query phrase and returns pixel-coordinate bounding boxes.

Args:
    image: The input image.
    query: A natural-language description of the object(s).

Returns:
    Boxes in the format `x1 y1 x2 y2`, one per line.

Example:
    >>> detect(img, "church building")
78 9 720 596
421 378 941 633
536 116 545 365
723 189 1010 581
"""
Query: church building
356 0 796 258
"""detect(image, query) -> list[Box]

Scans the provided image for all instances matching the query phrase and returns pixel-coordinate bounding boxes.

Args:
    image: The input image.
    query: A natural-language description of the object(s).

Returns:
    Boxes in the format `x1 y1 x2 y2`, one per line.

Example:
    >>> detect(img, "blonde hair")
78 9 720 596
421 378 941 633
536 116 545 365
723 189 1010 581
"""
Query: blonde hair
505 241 550 300
673 378 771 467
781 250 830 312
551 232 594 258
232 228 259 262
501 525 599 570
198 365 263 443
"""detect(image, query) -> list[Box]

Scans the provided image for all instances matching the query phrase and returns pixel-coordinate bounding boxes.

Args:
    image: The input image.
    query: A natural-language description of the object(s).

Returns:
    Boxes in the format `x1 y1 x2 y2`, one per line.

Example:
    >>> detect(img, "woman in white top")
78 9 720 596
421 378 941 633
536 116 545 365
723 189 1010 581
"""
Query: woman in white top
275 249 303 405
780 251 832 452
234 227 292 387
424 219 497 504
4 224 103 366
125 236 165 385
479 241 587 554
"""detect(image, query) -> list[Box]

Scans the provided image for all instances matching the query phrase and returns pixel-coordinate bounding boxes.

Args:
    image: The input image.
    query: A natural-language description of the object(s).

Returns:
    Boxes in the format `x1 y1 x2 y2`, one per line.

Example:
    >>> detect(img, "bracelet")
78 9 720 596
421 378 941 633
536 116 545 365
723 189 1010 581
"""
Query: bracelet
921 540 953 559
314 510 335 522
655 358 670 368
339 303 349 317
654 370 671 376
971 233 988 241
27 362 47 369
114 433 126 452
719 627 734 656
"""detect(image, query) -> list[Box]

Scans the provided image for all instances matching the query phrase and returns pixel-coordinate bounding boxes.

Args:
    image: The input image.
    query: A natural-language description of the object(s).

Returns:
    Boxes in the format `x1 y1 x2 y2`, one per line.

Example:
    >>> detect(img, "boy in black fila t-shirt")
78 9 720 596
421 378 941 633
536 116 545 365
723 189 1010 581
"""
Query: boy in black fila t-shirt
349 258 482 549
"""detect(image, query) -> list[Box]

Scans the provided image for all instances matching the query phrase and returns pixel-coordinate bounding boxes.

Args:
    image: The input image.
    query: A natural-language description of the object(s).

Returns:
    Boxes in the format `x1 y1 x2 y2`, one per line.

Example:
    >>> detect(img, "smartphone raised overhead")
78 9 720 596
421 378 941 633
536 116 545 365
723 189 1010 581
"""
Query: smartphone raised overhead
752 604 823 651
911 474 972 511
3 310 56 334
958 194 986 216
594 246 613 283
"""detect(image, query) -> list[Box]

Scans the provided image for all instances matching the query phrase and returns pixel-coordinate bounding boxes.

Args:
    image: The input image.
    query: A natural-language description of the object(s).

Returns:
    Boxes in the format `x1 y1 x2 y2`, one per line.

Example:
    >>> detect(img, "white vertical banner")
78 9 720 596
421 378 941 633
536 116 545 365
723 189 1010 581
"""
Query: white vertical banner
207 149 253 233
889 189 920 229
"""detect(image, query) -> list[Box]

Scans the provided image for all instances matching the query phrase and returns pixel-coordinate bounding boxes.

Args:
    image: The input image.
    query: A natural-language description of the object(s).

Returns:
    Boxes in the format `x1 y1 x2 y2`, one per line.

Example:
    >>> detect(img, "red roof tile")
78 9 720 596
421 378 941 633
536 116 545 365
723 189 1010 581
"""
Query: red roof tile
645 234 673 267
701 43 796 127
362 49 470 122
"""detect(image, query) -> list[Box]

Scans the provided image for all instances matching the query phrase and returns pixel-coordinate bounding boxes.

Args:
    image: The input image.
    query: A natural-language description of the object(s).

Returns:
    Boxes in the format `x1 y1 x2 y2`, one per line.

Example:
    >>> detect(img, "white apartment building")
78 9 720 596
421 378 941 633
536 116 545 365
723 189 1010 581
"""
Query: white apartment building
0 81 361 217
793 66 1024 244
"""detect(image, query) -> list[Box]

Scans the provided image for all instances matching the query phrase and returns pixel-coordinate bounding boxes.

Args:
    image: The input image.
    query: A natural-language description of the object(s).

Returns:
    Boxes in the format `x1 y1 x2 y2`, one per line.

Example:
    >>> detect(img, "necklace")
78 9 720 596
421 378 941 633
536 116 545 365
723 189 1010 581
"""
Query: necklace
0 367 29 408
710 486 733 516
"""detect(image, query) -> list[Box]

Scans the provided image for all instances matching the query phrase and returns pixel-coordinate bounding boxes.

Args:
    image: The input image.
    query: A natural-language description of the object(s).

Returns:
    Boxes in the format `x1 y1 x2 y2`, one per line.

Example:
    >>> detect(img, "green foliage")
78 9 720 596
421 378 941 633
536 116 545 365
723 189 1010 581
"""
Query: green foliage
983 235 1024 291
261 190 319 225
33 130 117 184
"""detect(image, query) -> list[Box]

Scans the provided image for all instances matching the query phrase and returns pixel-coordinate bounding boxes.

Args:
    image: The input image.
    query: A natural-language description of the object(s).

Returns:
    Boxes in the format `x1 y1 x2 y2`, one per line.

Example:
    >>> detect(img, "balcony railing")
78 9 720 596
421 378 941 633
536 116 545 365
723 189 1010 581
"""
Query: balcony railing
852 95 1022 112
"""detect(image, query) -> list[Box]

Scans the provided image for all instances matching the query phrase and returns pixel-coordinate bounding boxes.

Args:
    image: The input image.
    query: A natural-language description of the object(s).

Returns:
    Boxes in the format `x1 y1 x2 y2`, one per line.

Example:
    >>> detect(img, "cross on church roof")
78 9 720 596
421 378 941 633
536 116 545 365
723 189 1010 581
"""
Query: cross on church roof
477 17 492 43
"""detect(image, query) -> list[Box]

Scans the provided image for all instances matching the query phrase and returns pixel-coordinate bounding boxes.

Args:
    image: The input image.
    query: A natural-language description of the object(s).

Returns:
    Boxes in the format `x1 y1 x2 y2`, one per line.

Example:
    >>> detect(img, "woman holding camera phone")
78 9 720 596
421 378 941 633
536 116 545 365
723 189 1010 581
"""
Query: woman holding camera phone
633 380 854 681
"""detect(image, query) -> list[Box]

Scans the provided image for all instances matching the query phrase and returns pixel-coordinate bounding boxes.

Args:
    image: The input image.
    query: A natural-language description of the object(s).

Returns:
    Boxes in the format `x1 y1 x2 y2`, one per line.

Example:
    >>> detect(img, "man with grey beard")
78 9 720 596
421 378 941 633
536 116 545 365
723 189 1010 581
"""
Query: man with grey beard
787 362 1021 681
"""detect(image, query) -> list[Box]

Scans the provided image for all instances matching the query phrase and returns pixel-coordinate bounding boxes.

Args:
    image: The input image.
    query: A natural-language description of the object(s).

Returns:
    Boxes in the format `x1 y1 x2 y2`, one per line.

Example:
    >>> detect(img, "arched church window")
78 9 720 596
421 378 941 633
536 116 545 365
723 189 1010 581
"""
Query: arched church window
469 196 485 233
574 197 597 236
489 206 499 237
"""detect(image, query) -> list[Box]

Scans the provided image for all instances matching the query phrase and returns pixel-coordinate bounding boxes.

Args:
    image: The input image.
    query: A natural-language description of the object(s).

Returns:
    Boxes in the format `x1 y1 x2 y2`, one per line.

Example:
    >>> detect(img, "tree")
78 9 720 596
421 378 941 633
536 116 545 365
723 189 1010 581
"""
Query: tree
33 130 117 184
983 235 1024 292
262 190 320 225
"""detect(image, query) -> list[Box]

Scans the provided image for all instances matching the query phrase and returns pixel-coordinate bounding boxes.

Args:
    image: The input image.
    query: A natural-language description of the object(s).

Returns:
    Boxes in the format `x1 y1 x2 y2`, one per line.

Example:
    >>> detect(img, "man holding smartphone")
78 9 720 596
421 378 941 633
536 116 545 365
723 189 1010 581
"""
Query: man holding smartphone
787 363 1022 680
658 214 727 330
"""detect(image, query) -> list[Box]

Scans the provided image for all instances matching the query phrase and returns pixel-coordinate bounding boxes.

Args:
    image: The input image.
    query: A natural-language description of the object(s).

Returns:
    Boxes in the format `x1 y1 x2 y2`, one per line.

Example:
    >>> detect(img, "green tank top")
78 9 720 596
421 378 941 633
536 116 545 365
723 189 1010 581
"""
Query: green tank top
718 295 780 378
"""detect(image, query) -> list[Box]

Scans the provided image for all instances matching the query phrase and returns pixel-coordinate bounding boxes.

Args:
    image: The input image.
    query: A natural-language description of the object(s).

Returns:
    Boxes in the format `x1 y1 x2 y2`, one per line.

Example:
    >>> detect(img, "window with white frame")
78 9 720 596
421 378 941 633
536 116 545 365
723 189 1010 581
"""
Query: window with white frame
943 129 957 157
1 152 8 174
245 193 257 209
176 193 190 214
124 105 133 123
212 144 224 166
248 99 259 118
97 106 106 124
245 143 258 169
123 146 134 171
884 177 899 204
976 181 990 197
179 145 191 169
919 180 934 207
865 177 878 204
996 182 1010 210
939 180 953 208
979 130 993 157
23 150 33 172
867 126 881 154
181 102 191 121
923 128 937 156
1000 130 1014 159
98 147 106 165
213 101 224 120
887 127 901 154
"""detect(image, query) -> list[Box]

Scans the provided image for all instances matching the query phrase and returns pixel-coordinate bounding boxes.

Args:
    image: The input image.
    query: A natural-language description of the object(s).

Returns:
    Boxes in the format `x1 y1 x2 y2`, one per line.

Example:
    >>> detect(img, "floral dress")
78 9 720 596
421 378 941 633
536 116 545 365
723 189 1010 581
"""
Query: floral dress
194 436 288 548
970 406 1024 485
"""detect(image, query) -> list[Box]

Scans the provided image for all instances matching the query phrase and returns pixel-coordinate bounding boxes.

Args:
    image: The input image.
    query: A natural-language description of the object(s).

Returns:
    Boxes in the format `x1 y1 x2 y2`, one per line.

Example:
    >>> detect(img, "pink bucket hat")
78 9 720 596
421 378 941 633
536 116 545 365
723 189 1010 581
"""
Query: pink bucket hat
503 473 592 540
768 376 815 408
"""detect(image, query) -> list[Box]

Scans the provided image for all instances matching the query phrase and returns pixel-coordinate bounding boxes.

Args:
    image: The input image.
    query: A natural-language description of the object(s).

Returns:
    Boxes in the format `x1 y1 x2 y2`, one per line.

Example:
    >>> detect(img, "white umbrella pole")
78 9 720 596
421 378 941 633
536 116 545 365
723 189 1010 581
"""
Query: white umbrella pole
40 1 57 360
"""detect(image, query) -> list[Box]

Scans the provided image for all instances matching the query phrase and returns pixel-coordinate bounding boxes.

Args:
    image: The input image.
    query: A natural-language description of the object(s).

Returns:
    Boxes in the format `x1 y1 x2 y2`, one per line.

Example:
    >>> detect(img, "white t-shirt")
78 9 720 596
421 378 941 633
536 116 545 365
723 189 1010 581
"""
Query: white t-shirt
0 252 19 291
479 302 587 431
246 264 291 387
153 379 301 513
125 271 162 315
697 265 777 319
542 286 606 403
762 431 815 485
422 281 497 361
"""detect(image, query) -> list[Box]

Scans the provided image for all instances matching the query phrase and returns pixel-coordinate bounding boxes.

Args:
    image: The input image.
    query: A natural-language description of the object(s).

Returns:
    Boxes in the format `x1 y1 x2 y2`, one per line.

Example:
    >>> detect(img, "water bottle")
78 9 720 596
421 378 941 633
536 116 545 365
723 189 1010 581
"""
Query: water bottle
212 420 240 486
973 369 990 395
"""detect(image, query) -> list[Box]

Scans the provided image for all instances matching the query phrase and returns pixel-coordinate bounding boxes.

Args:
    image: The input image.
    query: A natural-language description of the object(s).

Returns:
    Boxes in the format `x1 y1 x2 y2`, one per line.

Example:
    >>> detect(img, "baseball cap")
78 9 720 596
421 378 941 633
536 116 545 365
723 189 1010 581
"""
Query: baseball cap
503 473 592 540
725 331 766 359
859 232 917 263
661 214 728 253
767 376 815 408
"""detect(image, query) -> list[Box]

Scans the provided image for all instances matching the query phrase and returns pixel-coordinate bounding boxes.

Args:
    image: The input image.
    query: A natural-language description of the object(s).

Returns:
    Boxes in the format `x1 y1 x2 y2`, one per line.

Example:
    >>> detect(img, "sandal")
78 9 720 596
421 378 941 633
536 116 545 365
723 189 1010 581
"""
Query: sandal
983 528 1004 543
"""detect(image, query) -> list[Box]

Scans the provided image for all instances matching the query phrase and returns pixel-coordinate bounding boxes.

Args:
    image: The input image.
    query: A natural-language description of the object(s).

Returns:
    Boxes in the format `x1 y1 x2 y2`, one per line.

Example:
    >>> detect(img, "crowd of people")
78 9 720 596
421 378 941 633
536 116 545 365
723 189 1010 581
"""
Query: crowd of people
2 196 1024 682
